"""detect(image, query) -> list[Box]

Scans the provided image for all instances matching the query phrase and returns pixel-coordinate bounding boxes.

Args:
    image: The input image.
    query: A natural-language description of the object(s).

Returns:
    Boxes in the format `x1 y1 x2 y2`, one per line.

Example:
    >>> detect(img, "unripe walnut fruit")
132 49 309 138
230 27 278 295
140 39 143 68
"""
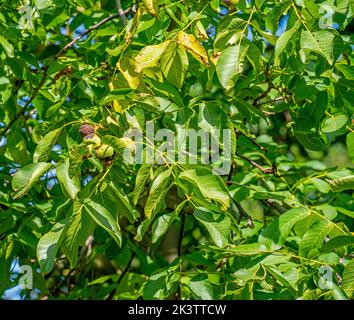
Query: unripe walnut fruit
83 133 101 147
96 144 114 159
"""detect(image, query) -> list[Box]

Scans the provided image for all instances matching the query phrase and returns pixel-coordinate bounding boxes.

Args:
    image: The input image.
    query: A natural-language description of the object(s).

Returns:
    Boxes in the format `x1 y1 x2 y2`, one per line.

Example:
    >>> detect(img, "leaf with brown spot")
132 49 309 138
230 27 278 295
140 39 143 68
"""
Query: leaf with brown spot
176 31 209 66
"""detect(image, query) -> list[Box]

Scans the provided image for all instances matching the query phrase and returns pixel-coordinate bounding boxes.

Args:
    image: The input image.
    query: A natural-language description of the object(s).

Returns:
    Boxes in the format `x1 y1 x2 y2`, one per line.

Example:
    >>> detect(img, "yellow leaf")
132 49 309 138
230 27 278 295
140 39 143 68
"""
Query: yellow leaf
108 82 121 113
176 31 209 66
118 55 140 89
194 21 208 40
125 8 141 44
143 0 159 16
134 41 170 73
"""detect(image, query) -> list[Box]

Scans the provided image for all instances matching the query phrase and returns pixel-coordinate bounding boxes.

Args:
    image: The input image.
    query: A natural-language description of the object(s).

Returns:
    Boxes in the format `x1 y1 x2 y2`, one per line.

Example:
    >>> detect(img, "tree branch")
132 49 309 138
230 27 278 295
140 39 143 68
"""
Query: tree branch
235 129 268 152
234 201 254 228
262 199 287 214
106 251 136 300
116 0 127 25
56 9 131 57
1 67 48 137
236 153 277 175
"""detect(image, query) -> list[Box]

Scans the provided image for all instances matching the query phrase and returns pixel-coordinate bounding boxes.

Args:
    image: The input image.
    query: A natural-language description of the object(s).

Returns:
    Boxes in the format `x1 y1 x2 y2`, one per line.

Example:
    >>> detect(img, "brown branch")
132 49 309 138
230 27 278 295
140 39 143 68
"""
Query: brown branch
56 9 131 57
226 162 235 186
116 0 127 25
236 153 277 175
235 129 268 152
255 97 286 106
262 199 287 214
1 67 48 137
253 68 273 107
106 251 136 300
234 201 254 228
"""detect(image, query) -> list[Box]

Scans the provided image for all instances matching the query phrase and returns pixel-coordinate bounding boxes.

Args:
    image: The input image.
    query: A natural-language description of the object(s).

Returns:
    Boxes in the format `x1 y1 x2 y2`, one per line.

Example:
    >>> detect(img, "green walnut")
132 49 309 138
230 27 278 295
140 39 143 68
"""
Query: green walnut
83 133 101 147
96 144 114 159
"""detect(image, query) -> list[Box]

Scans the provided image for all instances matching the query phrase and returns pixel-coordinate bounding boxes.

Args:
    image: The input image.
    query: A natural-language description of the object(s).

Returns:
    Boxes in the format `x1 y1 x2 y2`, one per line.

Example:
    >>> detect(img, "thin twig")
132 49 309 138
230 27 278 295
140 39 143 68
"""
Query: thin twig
226 162 235 186
234 201 254 228
235 129 268 152
116 0 127 25
263 199 286 214
56 9 131 57
236 153 276 175
106 252 136 300
255 97 286 106
1 67 48 137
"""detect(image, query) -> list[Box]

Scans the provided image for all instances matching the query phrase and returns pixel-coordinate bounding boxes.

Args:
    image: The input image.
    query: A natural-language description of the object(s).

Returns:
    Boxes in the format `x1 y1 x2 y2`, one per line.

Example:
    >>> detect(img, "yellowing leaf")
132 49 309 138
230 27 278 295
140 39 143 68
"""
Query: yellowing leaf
195 21 208 40
117 55 140 90
108 82 121 112
143 0 159 16
135 41 170 73
176 31 209 66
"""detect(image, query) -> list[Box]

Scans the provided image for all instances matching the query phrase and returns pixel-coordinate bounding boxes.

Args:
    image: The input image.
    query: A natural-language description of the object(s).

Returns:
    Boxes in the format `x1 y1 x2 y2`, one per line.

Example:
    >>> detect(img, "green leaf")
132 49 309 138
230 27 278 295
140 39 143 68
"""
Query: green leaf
12 162 52 199
61 202 93 268
101 135 135 160
321 235 354 253
37 220 66 274
342 260 354 298
33 128 63 163
189 274 214 300
335 206 354 219
263 265 297 298
346 132 354 163
0 35 14 58
327 176 354 192
7 129 31 165
56 158 80 200
259 220 282 250
160 42 189 89
179 166 230 210
299 220 333 258
85 200 122 246
143 260 181 299
336 64 354 81
194 207 230 248
295 132 326 151
152 201 186 243
216 43 248 90
274 21 300 65
321 113 348 135
144 169 172 219
132 165 152 205
278 207 311 239
300 30 334 64
101 181 138 223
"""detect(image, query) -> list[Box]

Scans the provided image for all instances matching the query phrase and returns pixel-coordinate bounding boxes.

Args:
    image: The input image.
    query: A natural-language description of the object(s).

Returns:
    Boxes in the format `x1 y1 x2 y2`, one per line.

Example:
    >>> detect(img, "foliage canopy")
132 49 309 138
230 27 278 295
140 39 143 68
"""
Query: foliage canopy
0 0 354 300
